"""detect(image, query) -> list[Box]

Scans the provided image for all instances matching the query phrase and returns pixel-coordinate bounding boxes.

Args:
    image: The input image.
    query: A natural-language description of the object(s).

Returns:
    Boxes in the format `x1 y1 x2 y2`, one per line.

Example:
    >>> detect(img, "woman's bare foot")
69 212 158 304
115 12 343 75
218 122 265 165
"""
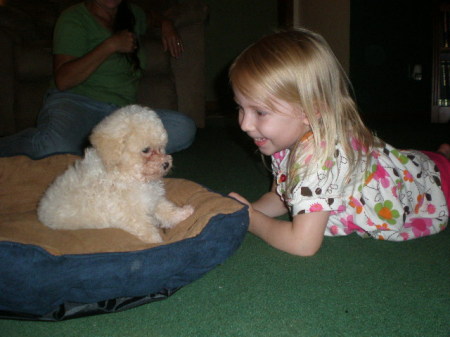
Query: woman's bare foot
437 143 450 159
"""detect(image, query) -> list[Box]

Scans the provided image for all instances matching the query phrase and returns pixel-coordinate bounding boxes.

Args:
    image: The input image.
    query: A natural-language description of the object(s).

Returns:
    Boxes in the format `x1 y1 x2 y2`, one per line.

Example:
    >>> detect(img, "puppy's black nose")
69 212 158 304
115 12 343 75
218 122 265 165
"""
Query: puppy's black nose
163 162 170 170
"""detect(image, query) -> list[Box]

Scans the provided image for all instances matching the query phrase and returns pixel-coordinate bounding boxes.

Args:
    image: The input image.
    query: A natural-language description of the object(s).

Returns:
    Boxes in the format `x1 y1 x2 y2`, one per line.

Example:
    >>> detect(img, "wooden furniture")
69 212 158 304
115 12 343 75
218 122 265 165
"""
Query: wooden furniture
432 1 450 122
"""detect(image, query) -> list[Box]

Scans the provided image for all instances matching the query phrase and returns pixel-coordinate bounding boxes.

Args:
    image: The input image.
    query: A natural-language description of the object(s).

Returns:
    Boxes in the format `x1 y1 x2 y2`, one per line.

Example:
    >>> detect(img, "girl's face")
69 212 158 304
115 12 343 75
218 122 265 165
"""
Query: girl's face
234 89 310 156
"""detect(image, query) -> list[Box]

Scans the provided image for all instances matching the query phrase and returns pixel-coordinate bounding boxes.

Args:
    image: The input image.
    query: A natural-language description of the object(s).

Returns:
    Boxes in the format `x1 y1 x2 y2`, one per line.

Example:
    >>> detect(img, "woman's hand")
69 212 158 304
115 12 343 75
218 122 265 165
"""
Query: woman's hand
108 30 137 54
53 30 135 91
161 19 183 58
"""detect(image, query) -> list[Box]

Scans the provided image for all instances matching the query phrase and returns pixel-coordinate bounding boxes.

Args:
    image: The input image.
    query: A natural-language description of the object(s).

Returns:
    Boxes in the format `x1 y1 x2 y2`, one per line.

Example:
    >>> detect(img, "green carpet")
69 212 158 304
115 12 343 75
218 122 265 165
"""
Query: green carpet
1 116 449 337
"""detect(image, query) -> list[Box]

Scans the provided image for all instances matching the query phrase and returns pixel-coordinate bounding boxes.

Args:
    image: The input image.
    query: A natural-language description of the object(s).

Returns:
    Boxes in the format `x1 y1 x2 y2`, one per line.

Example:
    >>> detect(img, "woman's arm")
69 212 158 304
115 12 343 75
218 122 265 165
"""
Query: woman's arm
53 30 136 91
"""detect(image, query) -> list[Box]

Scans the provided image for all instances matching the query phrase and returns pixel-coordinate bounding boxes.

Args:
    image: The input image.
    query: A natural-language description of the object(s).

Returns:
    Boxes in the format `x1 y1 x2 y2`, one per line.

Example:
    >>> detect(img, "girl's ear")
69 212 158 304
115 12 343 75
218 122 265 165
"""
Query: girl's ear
300 110 312 126
302 114 311 126
303 105 323 126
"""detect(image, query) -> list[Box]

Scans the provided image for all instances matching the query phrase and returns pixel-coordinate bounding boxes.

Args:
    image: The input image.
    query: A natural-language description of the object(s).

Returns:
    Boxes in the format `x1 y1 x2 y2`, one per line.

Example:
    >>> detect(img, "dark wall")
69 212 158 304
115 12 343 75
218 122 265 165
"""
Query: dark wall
350 1 433 122
200 0 278 104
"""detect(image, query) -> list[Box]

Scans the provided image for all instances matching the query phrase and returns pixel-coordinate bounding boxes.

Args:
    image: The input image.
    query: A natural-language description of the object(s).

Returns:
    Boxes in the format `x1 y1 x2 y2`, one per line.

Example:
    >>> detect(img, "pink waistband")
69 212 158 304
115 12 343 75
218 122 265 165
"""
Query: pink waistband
421 151 450 208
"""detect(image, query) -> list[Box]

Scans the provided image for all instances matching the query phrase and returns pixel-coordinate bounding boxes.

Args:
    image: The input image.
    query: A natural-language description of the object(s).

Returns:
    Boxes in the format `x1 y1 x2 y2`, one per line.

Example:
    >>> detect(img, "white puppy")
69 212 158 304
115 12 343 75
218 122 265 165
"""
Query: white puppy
38 105 193 243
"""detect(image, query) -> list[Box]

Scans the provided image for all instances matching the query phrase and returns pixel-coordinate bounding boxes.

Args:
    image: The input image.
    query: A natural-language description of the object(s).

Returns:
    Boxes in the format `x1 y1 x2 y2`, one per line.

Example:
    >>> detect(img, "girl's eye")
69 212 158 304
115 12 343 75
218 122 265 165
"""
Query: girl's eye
256 110 268 116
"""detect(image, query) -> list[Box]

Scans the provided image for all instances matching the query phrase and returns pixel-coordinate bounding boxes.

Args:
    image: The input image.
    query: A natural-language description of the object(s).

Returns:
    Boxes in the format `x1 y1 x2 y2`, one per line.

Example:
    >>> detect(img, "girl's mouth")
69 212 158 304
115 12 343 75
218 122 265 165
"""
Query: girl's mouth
254 137 267 147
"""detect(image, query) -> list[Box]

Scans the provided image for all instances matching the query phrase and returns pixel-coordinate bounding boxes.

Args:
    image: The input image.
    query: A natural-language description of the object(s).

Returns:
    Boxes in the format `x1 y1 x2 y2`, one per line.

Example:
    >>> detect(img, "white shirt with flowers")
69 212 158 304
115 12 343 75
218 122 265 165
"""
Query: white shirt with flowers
271 139 448 241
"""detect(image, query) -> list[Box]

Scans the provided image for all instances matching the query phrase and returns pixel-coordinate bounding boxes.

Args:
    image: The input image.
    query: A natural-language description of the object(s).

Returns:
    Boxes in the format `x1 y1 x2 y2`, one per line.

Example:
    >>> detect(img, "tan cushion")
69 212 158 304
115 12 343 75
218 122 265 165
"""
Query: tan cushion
0 155 244 255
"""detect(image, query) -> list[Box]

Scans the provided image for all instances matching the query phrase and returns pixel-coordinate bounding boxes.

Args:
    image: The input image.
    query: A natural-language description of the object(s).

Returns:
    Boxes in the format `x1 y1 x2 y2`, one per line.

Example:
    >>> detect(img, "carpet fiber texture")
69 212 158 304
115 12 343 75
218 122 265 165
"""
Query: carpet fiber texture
0 116 449 336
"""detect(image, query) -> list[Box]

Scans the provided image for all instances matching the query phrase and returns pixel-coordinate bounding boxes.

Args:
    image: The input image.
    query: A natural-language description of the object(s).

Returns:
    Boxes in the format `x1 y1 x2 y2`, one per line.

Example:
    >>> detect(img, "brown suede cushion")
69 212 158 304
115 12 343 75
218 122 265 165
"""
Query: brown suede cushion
0 155 244 256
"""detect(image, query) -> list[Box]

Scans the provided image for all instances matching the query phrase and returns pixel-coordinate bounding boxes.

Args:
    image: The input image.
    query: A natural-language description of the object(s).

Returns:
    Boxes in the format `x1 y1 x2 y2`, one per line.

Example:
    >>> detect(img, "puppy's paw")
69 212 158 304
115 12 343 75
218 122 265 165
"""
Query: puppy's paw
159 205 194 229
126 223 163 243
136 230 163 243
175 205 194 222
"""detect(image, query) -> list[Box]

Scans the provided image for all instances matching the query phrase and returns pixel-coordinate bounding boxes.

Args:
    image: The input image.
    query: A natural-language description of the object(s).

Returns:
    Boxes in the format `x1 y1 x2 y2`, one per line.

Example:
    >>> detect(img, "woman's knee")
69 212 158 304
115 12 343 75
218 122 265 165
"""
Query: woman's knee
155 109 197 153
31 131 85 158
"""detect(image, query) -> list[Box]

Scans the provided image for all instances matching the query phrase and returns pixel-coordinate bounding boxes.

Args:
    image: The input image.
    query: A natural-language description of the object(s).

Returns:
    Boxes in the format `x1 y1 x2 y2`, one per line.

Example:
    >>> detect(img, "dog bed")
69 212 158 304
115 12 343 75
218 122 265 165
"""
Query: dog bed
0 155 248 321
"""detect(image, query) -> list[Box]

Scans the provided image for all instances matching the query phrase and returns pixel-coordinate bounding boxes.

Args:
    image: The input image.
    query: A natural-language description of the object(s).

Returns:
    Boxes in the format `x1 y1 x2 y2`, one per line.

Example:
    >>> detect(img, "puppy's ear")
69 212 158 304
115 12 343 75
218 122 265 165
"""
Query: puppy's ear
90 130 125 171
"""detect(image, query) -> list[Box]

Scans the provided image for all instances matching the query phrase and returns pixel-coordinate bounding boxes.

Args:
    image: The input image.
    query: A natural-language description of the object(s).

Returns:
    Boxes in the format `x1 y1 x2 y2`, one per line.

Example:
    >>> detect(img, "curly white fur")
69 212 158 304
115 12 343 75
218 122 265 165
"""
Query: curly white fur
37 105 193 243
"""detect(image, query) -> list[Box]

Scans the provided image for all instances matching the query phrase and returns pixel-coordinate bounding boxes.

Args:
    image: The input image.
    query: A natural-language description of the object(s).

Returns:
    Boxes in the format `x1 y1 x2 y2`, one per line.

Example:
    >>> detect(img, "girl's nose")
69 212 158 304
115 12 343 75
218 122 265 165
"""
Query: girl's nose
239 111 254 132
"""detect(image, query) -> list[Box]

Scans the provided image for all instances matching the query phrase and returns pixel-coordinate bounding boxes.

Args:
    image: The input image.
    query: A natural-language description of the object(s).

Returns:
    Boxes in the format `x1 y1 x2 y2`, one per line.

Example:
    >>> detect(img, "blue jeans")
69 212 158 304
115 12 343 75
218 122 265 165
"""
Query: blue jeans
0 90 196 158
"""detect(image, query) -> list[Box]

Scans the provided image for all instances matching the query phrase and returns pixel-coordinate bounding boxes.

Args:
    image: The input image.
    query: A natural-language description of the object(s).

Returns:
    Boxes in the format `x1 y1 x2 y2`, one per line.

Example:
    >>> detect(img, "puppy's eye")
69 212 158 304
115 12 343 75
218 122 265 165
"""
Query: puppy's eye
142 147 151 154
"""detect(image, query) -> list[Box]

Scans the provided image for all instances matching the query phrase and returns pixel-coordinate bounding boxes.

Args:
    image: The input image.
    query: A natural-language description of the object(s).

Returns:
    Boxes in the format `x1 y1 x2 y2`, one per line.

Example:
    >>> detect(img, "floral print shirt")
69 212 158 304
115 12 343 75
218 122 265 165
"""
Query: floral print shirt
271 139 448 241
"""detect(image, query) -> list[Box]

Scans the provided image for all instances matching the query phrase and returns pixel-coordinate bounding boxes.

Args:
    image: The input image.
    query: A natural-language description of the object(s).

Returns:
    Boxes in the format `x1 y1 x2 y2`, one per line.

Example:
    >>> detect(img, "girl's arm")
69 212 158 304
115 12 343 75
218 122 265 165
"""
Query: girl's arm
252 181 289 217
53 30 136 91
249 209 329 256
230 182 329 256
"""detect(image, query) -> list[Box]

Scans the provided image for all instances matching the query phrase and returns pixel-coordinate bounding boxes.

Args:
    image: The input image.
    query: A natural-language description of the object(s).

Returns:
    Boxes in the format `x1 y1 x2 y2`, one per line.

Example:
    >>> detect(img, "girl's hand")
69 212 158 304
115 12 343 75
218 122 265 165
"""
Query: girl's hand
228 190 285 225
228 192 254 217
228 192 251 207
229 191 328 256
229 191 260 223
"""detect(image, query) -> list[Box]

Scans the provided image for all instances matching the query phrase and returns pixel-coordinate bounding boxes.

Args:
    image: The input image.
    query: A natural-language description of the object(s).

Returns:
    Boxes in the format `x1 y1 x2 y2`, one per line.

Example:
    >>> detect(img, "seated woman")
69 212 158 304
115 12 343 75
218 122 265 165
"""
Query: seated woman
0 0 196 158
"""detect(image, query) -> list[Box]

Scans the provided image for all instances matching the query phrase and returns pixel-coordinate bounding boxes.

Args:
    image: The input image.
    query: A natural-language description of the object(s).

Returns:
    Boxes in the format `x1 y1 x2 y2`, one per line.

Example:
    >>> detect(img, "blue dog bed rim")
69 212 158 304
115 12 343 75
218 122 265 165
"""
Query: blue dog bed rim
0 207 249 321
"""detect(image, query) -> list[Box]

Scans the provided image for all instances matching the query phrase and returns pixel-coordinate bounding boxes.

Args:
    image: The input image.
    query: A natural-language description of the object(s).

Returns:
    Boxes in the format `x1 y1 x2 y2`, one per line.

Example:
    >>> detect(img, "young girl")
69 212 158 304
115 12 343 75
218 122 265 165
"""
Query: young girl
228 28 449 256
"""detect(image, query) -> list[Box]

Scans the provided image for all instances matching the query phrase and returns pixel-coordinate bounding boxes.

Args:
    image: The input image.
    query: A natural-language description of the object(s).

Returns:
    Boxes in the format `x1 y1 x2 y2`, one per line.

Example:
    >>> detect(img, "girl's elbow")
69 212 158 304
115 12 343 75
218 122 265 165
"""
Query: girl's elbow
290 244 321 257
304 250 319 257
297 248 319 257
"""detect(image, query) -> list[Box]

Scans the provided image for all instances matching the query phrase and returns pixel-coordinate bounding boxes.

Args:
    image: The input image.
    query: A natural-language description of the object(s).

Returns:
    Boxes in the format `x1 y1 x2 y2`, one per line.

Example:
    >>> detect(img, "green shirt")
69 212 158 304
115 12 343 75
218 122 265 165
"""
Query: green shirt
52 3 147 106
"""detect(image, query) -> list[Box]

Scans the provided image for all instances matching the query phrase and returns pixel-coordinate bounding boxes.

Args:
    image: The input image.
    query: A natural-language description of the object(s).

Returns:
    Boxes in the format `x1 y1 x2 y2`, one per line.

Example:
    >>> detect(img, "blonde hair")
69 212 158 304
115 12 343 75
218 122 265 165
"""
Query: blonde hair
229 28 381 190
